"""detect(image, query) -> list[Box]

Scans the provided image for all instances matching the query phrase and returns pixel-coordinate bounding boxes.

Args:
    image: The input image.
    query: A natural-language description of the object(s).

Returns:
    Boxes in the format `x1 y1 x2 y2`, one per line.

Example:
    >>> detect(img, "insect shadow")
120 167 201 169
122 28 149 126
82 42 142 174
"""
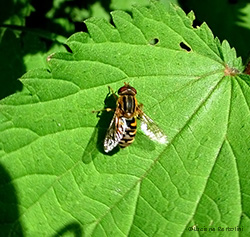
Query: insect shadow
82 89 119 164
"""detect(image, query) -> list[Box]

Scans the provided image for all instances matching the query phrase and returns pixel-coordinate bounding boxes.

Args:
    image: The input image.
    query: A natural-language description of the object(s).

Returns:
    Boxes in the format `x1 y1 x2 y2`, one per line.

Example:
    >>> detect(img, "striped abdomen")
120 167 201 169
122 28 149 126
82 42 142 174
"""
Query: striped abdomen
119 117 137 149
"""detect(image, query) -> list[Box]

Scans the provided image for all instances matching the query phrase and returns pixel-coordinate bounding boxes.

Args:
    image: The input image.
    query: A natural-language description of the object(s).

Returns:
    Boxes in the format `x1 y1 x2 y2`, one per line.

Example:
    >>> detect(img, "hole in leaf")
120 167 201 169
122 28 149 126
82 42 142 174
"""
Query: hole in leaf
149 38 159 45
109 17 116 28
180 42 191 52
65 44 72 53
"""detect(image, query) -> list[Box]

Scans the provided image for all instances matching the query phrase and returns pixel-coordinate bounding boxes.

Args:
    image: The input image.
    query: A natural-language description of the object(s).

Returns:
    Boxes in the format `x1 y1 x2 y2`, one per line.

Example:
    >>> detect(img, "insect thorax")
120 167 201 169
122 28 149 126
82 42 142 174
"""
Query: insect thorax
118 95 137 118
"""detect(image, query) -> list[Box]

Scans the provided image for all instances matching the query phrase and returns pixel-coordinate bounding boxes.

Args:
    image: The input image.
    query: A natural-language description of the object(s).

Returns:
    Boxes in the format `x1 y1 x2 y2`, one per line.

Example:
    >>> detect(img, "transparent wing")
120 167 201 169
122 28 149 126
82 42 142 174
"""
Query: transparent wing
104 114 124 153
140 113 168 144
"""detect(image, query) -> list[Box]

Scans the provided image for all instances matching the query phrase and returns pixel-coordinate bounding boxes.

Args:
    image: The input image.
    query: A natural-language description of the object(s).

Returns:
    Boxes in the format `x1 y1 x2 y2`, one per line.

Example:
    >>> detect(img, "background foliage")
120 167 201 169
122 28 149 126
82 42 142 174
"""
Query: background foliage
1 0 250 236
1 0 250 99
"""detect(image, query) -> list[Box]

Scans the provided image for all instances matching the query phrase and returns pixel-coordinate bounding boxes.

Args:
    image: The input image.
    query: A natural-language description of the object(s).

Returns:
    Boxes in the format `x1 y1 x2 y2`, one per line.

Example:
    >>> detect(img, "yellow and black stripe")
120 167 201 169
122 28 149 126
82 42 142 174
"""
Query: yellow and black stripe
119 117 137 149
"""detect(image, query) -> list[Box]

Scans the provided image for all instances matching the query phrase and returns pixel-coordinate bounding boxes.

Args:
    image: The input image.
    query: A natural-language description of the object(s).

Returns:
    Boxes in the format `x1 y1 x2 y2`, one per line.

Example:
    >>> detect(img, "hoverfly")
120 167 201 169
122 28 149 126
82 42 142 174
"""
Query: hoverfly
95 83 168 153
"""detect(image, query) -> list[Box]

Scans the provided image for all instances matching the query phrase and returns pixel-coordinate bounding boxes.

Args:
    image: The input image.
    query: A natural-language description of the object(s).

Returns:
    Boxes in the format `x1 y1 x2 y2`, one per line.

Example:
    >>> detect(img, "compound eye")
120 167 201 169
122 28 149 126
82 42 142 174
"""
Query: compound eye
131 87 137 94
118 83 137 95
118 86 127 94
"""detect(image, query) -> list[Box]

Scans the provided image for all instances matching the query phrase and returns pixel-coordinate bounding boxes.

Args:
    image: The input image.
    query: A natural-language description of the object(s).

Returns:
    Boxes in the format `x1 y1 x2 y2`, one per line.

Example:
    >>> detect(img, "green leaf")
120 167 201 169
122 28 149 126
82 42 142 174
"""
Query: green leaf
1 1 250 236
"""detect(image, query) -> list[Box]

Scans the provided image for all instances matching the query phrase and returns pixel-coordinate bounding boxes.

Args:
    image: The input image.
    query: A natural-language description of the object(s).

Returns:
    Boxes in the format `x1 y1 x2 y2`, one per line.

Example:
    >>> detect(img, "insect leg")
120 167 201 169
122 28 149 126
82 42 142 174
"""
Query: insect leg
92 86 118 114
92 108 114 113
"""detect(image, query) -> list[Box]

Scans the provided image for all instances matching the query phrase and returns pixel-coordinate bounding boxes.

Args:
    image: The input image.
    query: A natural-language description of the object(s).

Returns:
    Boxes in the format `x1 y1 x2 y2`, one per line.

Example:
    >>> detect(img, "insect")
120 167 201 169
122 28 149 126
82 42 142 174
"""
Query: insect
95 83 168 153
